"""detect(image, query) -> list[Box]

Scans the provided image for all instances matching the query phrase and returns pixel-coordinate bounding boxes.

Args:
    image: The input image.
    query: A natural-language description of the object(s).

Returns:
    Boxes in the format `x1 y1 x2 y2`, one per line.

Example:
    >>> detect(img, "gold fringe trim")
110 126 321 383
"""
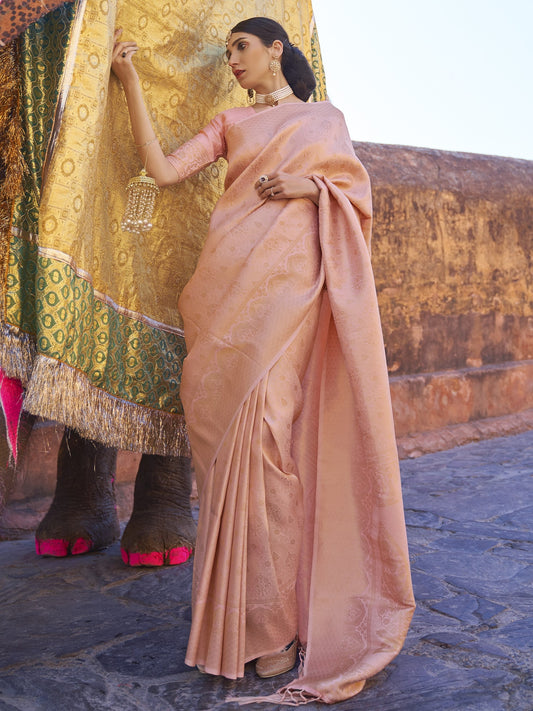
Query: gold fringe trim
23 355 190 456
0 322 36 385
0 40 24 321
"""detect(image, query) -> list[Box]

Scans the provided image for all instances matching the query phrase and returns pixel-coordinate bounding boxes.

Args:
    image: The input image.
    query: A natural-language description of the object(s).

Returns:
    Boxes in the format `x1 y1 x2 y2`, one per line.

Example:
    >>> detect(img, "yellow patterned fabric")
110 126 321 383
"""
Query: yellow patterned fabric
2 0 326 454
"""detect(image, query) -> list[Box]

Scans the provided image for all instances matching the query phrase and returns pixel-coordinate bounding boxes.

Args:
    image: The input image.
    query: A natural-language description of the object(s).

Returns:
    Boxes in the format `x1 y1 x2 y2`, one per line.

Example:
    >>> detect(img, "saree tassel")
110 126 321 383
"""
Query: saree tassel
225 689 320 706
121 169 159 234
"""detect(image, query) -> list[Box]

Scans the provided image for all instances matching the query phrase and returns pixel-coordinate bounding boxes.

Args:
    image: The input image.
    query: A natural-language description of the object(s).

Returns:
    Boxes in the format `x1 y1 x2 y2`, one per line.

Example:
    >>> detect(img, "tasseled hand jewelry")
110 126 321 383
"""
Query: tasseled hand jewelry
121 137 160 234
121 168 159 233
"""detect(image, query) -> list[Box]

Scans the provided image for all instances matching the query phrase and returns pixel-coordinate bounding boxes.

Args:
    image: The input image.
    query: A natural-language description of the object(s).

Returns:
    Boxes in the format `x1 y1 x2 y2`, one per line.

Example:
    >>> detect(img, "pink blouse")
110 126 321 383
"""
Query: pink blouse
165 107 255 180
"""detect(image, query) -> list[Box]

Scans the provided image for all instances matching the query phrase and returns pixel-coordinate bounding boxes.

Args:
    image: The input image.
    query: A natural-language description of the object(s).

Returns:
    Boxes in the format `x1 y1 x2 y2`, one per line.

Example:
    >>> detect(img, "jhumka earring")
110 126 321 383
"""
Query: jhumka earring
269 58 281 76
121 139 160 234
247 88 255 104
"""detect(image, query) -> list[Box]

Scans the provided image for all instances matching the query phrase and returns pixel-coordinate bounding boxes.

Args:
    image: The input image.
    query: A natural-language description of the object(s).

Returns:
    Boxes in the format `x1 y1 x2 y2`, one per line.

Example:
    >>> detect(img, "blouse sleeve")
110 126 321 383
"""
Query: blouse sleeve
165 113 226 181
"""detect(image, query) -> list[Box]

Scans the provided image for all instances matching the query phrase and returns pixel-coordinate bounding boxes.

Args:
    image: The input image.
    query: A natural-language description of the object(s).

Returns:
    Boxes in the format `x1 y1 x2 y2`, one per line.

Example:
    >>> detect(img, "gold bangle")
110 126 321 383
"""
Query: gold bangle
136 137 158 148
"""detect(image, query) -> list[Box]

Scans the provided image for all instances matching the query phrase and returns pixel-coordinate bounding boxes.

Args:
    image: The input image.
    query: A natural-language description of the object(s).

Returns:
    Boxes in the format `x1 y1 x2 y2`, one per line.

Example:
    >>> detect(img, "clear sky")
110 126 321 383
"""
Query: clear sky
312 0 533 160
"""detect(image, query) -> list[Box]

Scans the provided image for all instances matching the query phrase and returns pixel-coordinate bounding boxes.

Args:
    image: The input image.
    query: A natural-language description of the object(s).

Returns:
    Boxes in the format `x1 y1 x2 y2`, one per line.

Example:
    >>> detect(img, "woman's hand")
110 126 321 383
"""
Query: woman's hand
255 172 319 205
111 28 139 85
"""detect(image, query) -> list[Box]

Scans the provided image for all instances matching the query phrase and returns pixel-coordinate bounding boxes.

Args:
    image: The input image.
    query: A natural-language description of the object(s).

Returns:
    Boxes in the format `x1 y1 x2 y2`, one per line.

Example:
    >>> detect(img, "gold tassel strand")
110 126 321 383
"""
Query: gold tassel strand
121 169 159 234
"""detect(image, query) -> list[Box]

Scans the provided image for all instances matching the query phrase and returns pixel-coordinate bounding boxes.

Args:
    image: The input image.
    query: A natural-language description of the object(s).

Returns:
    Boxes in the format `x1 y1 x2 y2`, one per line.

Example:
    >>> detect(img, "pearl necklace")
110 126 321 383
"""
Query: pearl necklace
254 84 294 107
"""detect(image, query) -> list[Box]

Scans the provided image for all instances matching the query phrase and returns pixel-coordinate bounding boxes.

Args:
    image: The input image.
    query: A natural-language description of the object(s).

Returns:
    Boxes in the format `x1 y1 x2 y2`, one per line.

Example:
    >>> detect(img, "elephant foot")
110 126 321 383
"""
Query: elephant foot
35 429 119 557
120 546 191 567
35 536 93 557
120 453 196 567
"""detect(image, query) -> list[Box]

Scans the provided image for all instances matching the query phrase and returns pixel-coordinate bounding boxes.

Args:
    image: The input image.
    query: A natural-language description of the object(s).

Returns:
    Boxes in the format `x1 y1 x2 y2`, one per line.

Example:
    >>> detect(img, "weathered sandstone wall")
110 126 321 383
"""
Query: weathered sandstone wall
354 142 533 451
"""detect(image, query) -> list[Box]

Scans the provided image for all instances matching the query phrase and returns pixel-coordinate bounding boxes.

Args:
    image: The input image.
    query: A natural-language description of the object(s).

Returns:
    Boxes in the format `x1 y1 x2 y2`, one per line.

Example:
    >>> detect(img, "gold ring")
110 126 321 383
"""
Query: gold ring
122 51 127 57
259 175 268 183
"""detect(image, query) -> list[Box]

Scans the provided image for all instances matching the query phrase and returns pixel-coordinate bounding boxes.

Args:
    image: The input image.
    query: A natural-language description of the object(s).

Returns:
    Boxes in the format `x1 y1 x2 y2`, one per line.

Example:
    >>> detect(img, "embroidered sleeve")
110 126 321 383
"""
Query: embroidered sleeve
165 113 226 181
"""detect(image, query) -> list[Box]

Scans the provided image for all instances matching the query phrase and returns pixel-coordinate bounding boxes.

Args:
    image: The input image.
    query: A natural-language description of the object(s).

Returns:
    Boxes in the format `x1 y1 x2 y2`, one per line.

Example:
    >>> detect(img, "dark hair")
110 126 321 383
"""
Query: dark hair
230 17 316 102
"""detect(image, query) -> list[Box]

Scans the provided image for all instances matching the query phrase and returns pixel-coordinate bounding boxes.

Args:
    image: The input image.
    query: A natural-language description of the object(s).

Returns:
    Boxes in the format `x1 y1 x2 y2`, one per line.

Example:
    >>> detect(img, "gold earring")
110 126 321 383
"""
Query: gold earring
269 58 281 76
247 88 255 104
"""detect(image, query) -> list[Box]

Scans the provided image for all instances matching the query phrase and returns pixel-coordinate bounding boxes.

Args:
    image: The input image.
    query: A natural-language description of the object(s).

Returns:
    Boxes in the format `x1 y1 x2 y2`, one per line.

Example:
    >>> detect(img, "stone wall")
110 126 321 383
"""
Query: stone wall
353 142 533 452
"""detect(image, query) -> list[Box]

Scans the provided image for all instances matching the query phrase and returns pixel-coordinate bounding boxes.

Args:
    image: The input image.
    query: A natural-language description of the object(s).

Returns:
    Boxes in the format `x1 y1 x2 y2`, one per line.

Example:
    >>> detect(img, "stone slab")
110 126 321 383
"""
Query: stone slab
0 431 532 710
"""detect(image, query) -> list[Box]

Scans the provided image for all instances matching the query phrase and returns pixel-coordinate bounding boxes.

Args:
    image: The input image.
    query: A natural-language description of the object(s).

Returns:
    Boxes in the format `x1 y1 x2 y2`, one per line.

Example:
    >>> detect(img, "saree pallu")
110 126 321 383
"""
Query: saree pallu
179 102 415 704
0 0 326 455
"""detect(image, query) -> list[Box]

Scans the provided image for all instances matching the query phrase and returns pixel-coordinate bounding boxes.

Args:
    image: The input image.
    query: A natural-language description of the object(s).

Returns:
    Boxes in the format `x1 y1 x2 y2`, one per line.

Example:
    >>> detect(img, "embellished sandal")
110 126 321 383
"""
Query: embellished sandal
255 638 298 679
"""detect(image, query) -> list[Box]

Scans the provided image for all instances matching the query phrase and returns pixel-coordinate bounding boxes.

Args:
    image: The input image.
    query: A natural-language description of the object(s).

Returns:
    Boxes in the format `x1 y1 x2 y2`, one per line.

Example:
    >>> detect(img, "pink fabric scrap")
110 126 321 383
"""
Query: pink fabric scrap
0 368 24 463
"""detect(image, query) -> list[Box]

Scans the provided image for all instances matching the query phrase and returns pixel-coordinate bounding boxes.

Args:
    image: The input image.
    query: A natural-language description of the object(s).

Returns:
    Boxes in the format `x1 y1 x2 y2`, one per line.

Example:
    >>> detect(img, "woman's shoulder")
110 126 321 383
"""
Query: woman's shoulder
205 106 255 134
308 100 346 121
213 106 254 123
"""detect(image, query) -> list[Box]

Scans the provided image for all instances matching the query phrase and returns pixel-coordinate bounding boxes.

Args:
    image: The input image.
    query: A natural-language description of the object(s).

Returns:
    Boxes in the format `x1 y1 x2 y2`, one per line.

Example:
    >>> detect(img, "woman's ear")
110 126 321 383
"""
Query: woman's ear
271 39 284 58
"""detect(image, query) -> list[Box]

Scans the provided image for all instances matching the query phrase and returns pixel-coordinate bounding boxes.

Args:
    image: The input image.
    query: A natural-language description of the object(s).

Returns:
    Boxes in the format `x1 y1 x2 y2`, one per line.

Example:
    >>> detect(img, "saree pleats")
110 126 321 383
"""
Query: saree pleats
180 103 415 704
188 305 321 677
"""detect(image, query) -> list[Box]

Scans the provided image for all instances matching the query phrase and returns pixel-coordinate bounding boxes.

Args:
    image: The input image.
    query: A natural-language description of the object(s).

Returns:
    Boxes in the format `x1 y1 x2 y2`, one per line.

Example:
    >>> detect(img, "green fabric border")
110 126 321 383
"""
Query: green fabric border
6 233 185 414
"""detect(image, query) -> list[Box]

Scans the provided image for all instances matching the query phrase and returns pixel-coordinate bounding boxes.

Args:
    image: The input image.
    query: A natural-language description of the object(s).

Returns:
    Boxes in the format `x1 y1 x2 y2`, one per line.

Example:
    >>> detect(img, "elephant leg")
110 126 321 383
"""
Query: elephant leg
0 406 17 513
120 454 196 566
0 408 35 512
35 428 119 556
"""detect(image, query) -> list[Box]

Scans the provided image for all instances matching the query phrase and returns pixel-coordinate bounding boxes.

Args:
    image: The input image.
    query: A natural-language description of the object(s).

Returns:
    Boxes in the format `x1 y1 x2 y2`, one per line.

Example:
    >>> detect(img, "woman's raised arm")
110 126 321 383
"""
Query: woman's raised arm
111 29 180 187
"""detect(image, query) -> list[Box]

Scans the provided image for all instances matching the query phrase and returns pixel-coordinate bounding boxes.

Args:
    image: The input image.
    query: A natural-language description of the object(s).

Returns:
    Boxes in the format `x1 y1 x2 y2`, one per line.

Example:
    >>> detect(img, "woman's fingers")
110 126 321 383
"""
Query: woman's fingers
112 28 138 61
111 31 140 81
255 173 277 197
112 41 138 60
255 173 314 201
254 175 271 191
255 173 287 199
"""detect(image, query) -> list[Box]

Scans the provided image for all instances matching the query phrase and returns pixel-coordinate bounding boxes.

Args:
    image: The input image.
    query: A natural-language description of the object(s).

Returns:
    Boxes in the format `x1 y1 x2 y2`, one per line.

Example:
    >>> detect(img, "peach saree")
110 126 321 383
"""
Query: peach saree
175 101 415 704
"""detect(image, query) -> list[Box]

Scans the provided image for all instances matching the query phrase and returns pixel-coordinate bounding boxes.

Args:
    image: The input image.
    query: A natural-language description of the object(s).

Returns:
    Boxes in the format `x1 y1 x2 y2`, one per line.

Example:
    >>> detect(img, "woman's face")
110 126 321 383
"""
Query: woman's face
226 32 280 91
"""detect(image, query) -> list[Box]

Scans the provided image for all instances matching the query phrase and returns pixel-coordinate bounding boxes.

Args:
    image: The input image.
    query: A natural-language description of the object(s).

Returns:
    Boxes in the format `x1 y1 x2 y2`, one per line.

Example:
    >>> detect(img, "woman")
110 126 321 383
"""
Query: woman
112 17 415 705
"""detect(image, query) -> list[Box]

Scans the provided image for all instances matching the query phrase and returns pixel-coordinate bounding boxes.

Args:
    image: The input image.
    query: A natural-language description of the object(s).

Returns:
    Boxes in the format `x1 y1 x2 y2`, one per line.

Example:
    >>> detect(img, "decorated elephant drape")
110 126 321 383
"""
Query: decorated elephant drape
0 0 326 455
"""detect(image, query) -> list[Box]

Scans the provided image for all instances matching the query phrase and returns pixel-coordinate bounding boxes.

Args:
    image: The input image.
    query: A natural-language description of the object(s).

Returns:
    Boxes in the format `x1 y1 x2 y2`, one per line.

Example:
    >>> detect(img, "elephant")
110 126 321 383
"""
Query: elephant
0 3 200 566
0 1 325 565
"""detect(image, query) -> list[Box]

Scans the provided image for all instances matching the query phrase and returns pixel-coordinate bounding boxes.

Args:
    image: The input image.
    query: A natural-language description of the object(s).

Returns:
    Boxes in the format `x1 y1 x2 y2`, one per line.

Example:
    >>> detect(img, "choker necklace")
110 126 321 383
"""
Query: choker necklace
255 84 293 107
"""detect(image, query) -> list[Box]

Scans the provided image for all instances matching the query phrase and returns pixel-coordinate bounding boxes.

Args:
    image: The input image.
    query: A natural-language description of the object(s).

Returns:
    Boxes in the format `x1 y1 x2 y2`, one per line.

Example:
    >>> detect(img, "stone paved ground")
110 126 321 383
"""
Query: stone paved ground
0 431 532 711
